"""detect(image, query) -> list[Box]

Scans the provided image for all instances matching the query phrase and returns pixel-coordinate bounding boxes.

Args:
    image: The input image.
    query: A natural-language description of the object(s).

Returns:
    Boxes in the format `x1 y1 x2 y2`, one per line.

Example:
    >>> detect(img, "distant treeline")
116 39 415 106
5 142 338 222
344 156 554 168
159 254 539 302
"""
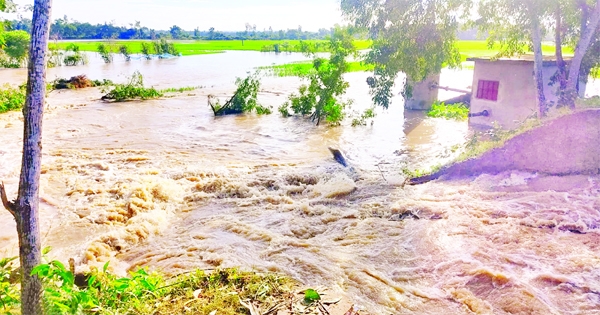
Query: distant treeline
6 16 334 41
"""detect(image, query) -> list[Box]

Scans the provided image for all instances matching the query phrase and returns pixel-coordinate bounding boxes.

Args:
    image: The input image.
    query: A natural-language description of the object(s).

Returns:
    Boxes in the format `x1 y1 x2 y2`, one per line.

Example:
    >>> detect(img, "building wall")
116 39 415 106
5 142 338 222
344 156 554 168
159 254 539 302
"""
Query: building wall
405 73 440 110
469 61 538 129
470 60 586 129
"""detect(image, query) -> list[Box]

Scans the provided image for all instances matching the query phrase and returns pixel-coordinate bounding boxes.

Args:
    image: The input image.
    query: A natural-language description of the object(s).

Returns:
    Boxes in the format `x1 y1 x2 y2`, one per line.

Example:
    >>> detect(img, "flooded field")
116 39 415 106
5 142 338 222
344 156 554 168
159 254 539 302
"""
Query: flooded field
1 51 599 314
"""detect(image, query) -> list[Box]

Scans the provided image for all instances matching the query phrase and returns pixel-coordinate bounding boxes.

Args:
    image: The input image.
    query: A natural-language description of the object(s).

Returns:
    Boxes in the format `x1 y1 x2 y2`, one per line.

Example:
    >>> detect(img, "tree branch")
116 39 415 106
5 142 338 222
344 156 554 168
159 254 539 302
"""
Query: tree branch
0 181 16 217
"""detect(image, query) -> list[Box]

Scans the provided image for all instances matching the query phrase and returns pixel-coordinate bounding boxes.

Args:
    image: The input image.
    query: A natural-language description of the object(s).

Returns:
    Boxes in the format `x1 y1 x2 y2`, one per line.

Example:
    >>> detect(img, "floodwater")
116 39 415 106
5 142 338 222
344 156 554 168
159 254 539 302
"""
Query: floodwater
1 51 600 314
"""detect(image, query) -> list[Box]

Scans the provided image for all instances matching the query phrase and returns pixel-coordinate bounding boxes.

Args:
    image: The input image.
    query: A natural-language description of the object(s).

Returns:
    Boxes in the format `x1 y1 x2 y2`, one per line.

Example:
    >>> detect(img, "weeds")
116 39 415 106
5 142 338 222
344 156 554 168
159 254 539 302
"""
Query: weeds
160 86 198 93
0 256 19 314
427 101 469 120
1 255 295 315
101 71 163 102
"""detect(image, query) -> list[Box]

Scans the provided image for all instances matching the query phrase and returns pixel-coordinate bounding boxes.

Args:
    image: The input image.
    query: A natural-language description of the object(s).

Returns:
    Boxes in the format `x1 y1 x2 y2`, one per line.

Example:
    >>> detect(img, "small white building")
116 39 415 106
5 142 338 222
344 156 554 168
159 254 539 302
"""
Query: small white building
468 56 586 129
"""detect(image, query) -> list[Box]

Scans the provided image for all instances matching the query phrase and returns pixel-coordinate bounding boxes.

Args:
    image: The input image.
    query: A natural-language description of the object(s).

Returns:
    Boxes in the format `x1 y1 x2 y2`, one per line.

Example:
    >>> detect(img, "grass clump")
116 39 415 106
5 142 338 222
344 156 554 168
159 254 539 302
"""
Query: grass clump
259 61 373 77
427 101 469 120
101 71 163 102
160 86 199 93
0 84 26 113
0 253 296 315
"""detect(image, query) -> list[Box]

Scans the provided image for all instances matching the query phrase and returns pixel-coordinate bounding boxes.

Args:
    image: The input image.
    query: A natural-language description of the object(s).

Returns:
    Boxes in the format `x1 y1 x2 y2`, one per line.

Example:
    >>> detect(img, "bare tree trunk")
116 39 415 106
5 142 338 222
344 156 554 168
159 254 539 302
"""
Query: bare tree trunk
565 0 600 108
0 1 52 314
531 17 547 117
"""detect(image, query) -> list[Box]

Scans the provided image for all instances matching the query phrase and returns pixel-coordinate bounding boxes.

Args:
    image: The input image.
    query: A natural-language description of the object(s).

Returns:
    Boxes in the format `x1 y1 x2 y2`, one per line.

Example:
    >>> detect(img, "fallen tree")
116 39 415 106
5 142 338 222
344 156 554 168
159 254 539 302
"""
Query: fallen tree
209 74 272 116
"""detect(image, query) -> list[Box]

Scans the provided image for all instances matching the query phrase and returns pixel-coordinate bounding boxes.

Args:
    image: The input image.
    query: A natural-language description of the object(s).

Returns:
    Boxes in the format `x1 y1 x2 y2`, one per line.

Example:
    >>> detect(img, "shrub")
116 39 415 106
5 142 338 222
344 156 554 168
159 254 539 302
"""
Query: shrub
97 43 113 63
101 71 163 102
0 84 26 113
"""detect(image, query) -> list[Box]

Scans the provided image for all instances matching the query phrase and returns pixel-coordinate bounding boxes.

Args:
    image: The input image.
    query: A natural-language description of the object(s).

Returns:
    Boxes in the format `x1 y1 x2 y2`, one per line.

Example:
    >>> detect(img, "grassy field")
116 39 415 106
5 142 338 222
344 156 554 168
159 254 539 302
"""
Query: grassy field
53 39 373 56
54 39 566 59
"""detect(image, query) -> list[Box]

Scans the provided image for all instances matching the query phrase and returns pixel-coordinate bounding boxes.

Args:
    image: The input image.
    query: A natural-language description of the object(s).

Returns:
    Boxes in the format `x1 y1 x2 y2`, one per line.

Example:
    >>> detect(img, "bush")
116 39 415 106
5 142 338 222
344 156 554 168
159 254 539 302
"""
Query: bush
0 84 26 113
97 43 113 63
426 101 469 120
101 71 163 102
1 30 30 66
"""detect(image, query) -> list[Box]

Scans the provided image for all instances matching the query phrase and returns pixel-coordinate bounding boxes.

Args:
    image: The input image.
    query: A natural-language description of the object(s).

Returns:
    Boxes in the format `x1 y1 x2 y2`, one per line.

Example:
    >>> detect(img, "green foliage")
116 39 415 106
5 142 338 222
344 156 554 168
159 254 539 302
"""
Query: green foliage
402 164 443 179
0 256 19 314
281 26 356 125
303 289 321 304
426 101 469 120
118 44 131 61
153 38 178 56
342 0 467 108
6 256 295 315
210 73 271 115
1 30 30 66
101 71 163 102
0 83 26 113
62 43 86 66
351 107 376 126
96 43 113 63
160 86 198 93
140 42 153 60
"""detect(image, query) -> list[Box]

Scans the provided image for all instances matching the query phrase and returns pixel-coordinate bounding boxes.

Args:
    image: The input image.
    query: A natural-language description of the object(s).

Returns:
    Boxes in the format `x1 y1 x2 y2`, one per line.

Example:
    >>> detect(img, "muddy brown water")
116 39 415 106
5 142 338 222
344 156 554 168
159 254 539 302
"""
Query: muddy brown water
1 52 600 314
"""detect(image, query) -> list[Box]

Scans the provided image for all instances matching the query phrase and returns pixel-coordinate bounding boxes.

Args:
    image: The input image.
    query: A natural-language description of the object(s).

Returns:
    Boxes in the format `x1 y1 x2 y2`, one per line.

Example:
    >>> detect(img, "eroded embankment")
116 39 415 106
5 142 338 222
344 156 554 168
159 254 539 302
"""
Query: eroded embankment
411 109 600 184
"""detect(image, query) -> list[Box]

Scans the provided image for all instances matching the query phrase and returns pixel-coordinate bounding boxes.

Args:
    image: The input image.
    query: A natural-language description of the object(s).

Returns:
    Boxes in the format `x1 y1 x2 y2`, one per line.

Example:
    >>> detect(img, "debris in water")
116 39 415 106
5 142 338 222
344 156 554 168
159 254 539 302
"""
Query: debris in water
328 147 347 167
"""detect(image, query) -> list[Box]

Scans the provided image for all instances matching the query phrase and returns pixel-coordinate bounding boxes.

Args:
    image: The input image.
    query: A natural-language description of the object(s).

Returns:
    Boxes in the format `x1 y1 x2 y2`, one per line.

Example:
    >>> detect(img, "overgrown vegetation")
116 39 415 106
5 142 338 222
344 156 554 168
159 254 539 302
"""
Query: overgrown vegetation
209 73 272 115
1 253 296 315
101 71 163 101
278 27 356 125
0 84 26 113
426 101 470 120
62 43 87 66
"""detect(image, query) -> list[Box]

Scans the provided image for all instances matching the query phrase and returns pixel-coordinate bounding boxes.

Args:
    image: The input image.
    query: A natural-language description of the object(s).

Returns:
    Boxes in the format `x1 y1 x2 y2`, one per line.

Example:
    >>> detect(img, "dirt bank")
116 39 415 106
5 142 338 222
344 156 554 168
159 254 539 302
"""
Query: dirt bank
411 109 600 184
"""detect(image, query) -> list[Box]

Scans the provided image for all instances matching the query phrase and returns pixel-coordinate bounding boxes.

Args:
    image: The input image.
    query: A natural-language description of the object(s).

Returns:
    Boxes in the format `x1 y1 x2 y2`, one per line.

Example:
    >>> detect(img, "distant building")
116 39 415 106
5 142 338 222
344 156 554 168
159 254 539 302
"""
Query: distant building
468 56 586 129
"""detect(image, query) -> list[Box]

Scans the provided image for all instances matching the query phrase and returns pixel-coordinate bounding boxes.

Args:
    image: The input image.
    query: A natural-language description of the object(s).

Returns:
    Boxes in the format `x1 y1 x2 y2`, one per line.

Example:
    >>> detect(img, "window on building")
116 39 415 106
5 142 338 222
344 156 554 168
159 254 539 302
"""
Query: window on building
476 80 499 101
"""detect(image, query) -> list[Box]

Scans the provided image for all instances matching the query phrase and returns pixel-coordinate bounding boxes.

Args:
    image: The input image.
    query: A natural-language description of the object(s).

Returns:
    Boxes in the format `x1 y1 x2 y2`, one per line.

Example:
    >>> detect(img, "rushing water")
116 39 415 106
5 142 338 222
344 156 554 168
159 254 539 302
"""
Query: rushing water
1 51 600 314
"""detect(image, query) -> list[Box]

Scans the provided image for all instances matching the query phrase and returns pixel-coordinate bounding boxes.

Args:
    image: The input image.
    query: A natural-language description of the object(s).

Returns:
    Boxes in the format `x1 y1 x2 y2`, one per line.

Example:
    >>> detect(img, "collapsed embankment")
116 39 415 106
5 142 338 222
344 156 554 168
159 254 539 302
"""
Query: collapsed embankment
411 109 600 184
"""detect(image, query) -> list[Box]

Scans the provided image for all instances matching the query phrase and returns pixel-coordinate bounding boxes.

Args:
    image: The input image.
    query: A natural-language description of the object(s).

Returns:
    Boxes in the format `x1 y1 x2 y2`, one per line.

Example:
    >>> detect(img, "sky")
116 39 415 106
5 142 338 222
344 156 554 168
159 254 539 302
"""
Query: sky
5 0 345 32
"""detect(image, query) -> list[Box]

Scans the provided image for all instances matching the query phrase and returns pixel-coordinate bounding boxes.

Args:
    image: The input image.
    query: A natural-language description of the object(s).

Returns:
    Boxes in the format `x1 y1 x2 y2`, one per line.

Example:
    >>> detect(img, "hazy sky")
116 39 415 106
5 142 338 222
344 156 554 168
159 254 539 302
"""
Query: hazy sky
4 0 345 31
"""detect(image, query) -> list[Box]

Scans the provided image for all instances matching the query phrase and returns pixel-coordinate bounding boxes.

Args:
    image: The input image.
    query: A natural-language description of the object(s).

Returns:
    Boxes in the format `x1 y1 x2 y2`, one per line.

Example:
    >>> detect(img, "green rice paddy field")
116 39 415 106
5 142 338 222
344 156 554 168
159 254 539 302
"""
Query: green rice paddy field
54 39 564 59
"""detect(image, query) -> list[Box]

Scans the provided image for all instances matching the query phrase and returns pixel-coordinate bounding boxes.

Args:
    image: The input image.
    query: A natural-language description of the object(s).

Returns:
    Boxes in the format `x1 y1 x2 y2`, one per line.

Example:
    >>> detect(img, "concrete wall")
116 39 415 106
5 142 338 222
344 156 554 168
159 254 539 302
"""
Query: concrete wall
405 73 440 110
469 61 538 129
470 60 587 129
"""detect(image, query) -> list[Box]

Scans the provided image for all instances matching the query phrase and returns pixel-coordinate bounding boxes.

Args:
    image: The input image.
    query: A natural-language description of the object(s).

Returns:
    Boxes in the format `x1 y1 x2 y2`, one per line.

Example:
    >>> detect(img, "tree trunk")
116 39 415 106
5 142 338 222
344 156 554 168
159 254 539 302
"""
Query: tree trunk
531 17 547 117
565 0 600 108
555 7 567 92
0 1 53 314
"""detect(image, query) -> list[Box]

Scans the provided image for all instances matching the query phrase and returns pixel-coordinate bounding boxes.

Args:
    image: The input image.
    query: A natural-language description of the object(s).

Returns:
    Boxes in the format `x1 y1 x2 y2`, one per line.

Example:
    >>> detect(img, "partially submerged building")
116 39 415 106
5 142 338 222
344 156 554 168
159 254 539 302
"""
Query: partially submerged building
468 56 586 129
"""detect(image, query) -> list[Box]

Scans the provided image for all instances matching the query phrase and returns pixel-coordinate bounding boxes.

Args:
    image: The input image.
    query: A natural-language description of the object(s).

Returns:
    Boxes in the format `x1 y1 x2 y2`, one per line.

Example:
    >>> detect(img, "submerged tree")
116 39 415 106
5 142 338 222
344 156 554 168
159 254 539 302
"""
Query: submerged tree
0 0 53 314
278 26 356 125
341 0 470 109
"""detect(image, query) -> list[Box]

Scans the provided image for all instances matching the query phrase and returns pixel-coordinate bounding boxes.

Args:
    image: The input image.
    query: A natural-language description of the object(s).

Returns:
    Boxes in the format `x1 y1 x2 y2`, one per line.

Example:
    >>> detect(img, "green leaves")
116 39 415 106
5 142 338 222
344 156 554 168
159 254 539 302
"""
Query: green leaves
304 288 321 304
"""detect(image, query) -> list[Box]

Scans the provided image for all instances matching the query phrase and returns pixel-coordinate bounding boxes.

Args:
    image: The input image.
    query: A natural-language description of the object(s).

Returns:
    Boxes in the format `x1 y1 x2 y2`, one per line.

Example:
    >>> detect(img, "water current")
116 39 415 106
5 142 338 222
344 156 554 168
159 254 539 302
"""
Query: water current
1 51 599 314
